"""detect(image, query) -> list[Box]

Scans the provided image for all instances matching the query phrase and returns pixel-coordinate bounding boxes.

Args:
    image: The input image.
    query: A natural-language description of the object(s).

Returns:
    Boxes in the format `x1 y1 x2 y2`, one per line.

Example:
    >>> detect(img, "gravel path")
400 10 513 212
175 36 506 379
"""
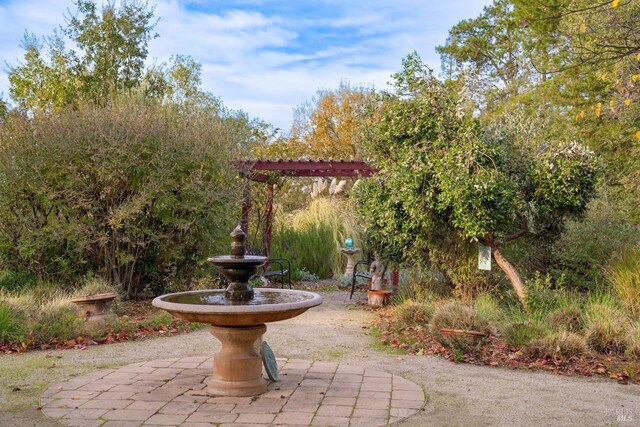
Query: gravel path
1 290 638 426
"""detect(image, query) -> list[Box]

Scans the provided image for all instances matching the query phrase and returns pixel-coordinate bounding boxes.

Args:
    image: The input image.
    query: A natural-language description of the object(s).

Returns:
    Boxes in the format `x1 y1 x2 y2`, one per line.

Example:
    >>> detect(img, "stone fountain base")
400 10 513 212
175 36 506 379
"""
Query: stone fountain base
208 324 268 396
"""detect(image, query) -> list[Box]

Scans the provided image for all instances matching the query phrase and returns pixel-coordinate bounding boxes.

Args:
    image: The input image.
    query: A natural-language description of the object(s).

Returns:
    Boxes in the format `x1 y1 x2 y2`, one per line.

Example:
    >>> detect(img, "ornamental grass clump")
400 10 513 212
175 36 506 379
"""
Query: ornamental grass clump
473 294 503 324
548 331 588 358
585 303 628 353
608 246 640 317
549 305 585 333
501 321 546 349
272 198 365 279
522 331 588 359
31 298 84 343
430 300 493 347
0 300 29 344
625 323 640 358
522 338 552 358
394 300 433 327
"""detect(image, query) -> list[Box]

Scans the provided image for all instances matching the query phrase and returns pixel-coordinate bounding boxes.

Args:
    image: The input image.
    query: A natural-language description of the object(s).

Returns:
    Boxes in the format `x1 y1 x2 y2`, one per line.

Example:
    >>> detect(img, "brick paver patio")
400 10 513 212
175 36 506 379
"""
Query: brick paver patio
40 357 426 426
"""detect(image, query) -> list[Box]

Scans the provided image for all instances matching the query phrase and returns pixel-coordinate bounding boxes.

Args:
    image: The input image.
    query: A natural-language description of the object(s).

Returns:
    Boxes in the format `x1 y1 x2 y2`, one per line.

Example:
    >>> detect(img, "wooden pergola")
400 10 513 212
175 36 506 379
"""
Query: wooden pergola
233 159 375 258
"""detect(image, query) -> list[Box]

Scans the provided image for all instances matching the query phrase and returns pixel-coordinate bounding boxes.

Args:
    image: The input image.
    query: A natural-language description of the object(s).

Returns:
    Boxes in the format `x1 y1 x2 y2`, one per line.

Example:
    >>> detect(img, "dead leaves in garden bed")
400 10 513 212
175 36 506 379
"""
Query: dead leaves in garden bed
375 310 640 386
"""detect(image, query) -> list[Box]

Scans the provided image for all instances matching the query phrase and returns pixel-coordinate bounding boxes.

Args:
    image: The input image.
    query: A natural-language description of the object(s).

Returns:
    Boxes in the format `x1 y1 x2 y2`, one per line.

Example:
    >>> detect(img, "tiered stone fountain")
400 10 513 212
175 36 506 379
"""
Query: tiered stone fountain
152 226 322 396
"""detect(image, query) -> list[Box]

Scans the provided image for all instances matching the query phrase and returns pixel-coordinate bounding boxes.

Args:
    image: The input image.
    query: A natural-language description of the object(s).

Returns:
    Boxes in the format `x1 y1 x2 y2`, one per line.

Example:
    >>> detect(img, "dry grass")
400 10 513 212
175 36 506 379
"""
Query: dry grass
549 331 588 358
549 305 585 333
626 323 640 358
608 246 640 317
1 285 84 344
393 300 433 326
585 303 629 353
430 300 493 337
75 276 118 297
501 321 546 349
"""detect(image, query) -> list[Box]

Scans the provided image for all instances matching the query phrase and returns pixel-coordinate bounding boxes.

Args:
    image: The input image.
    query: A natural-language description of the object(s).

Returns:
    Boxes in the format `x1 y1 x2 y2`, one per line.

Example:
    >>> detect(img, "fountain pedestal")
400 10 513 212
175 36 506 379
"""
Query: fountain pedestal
153 225 321 397
208 325 268 396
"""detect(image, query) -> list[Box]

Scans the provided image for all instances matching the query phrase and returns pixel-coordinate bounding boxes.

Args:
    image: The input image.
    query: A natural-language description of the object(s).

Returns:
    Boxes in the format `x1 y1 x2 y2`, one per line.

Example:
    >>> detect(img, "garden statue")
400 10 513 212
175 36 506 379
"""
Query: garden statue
369 257 386 291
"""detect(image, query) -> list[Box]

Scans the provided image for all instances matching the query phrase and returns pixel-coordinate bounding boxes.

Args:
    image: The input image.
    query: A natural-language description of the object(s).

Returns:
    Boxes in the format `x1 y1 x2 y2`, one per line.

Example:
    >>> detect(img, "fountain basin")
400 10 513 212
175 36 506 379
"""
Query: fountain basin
152 288 321 327
152 288 322 396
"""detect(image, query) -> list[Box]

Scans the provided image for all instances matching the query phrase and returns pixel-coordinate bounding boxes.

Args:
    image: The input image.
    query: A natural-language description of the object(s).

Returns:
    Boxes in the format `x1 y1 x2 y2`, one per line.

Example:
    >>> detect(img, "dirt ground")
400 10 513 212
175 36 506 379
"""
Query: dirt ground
1 290 638 426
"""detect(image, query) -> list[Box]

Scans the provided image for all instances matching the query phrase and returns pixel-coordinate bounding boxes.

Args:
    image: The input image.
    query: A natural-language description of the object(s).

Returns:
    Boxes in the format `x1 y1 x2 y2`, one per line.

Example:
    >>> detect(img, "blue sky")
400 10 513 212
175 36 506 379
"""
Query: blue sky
0 0 491 130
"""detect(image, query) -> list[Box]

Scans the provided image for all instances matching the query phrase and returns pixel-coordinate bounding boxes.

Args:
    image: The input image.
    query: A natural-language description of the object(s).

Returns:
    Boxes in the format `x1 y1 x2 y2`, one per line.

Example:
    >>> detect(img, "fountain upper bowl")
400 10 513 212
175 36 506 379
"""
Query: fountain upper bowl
206 255 267 267
152 288 322 327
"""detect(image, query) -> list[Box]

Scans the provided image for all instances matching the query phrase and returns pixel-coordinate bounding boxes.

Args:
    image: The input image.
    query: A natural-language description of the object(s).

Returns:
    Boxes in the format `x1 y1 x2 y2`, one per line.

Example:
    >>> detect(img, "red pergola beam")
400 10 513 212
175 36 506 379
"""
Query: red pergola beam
248 160 371 171
234 160 375 179
281 170 371 177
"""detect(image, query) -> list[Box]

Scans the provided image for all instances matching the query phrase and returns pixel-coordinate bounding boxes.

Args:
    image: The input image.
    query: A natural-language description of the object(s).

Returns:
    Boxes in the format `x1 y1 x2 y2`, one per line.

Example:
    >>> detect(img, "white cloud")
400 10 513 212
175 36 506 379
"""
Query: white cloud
0 0 492 130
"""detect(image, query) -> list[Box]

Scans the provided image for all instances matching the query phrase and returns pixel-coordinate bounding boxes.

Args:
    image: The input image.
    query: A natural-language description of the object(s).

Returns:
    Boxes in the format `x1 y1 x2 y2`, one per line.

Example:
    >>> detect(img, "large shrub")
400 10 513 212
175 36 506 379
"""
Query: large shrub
0 96 244 296
550 196 640 291
354 53 599 305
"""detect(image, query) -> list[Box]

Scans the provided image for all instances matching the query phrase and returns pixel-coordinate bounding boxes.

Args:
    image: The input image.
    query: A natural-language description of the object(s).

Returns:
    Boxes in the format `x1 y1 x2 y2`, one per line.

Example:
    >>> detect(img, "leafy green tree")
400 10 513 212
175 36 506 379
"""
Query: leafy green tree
437 0 534 108
8 32 79 111
64 0 158 102
7 0 157 109
142 55 206 104
512 0 640 221
290 82 373 159
515 0 640 68
354 53 599 304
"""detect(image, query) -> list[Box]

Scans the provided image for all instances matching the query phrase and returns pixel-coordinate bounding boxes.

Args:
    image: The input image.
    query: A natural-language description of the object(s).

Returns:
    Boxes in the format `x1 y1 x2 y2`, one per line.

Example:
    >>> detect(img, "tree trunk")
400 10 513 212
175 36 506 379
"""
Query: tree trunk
436 265 455 291
492 246 526 305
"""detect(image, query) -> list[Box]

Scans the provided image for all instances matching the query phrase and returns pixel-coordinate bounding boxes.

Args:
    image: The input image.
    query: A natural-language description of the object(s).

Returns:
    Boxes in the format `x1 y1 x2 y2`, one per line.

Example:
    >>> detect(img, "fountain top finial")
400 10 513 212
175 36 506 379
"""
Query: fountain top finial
230 224 246 258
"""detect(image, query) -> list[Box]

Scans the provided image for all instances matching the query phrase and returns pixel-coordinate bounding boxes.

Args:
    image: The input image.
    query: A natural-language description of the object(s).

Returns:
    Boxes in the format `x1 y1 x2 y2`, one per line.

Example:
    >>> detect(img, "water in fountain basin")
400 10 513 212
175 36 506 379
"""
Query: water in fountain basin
162 290 313 306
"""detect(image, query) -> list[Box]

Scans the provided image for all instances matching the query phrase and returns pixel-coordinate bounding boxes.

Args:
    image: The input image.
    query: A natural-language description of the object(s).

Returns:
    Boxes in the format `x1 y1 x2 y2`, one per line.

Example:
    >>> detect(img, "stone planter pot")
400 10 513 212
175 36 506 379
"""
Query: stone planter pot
71 292 117 323
367 289 392 307
438 328 486 345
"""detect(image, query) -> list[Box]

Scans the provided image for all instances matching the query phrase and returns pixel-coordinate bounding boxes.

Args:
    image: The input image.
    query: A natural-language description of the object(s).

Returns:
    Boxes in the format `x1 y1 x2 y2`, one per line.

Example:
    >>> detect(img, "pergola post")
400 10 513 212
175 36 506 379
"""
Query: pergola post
264 184 274 260
240 184 251 236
